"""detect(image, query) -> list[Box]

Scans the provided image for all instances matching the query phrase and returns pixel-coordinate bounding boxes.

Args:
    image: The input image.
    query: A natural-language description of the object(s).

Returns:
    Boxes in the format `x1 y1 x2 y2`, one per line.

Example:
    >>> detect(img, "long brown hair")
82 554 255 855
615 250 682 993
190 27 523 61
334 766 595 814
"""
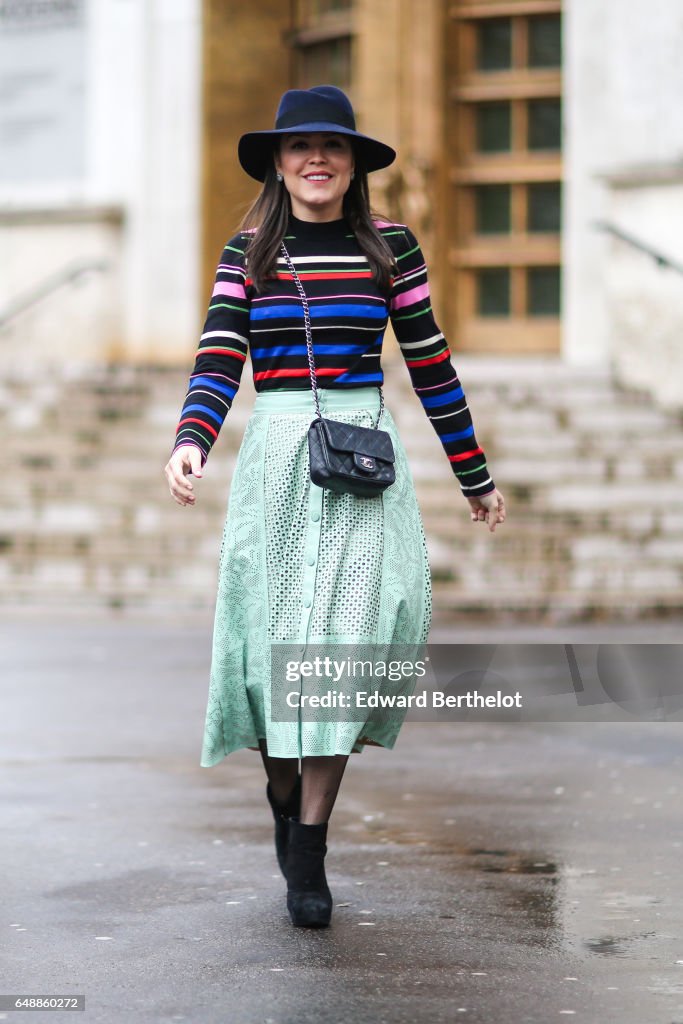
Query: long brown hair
238 142 399 297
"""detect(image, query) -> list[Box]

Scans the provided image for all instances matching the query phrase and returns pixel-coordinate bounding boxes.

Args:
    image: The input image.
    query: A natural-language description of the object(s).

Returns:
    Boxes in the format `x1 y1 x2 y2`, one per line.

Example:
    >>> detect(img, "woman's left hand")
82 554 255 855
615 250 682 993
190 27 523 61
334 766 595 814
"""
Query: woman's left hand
467 488 506 533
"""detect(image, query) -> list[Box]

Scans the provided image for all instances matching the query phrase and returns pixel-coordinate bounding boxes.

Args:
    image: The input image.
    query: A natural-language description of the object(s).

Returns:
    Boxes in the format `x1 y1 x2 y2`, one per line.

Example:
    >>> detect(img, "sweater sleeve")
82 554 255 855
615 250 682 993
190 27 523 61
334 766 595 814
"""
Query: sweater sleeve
388 225 496 498
171 234 251 466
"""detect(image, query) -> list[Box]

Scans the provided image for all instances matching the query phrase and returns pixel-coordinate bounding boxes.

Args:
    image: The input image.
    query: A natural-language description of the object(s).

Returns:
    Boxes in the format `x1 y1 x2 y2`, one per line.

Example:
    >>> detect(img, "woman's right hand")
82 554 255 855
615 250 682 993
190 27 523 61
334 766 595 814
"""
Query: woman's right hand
164 445 204 507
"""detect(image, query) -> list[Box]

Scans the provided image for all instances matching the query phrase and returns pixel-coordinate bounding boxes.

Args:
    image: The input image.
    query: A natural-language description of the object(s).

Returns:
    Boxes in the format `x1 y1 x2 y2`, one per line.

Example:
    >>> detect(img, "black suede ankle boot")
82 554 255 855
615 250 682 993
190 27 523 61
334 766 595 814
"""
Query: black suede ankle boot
266 775 301 878
285 817 333 928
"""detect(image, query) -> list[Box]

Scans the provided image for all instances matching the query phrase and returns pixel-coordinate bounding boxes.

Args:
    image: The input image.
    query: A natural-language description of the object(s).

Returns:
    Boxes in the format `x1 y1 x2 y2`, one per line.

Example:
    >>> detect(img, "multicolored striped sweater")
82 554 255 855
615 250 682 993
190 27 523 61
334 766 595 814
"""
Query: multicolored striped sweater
172 213 496 497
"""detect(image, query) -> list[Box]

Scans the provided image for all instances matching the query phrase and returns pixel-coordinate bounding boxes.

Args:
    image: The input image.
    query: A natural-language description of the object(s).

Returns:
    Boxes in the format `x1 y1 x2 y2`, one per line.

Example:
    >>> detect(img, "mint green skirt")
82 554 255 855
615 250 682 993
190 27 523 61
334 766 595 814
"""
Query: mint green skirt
200 386 432 764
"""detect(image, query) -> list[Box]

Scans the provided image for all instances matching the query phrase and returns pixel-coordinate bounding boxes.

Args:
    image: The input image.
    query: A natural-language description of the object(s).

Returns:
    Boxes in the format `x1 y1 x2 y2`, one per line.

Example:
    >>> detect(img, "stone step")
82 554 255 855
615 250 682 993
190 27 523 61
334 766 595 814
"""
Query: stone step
3 572 681 618
7 457 671 500
4 534 681 584
433 585 683 616
2 503 681 552
423 508 683 536
3 497 680 538
18 403 673 446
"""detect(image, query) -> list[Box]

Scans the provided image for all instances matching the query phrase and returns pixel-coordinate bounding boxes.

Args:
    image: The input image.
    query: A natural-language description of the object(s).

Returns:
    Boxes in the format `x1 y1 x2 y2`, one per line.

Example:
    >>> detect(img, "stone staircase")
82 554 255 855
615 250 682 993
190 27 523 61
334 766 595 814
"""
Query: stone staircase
2 353 683 623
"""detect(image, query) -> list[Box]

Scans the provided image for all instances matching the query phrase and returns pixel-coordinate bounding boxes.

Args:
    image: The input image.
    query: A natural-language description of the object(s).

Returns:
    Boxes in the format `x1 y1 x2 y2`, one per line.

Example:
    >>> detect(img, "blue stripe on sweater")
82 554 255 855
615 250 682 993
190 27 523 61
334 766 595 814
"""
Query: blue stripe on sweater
333 372 383 384
189 376 237 399
251 304 386 321
440 426 474 441
251 343 369 359
182 403 225 424
420 387 465 408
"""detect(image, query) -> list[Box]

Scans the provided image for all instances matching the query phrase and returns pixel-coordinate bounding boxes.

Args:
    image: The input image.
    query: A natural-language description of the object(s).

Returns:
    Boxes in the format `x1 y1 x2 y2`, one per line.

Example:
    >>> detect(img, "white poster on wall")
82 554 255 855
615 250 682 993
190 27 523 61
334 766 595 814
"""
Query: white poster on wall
0 0 86 183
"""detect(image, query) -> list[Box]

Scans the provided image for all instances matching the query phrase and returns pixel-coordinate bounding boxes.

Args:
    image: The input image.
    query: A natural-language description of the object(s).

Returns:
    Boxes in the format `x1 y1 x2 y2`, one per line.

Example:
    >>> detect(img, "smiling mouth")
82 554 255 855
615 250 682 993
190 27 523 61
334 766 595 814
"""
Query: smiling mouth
303 174 333 181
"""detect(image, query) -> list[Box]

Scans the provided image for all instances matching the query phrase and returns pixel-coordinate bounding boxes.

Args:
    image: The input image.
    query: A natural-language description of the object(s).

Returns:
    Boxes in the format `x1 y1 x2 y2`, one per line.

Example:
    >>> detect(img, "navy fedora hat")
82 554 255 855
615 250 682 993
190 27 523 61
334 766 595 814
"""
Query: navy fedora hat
238 85 396 182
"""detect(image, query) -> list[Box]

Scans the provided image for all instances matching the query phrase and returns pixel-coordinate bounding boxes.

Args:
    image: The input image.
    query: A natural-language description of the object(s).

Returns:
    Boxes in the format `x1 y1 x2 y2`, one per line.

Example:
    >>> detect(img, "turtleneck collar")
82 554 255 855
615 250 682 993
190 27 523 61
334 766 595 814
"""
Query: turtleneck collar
286 212 350 238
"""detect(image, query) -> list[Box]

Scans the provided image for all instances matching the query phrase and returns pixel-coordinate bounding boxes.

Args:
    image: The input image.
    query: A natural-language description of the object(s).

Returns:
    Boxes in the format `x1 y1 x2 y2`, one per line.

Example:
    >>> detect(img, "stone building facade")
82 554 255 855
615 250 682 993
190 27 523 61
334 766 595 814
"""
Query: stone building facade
1 0 682 399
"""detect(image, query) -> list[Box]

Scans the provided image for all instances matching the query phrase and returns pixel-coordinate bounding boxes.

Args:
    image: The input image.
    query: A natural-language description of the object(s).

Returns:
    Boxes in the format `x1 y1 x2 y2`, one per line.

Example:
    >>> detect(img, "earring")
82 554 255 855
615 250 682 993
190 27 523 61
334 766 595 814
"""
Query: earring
350 171 355 180
276 172 283 182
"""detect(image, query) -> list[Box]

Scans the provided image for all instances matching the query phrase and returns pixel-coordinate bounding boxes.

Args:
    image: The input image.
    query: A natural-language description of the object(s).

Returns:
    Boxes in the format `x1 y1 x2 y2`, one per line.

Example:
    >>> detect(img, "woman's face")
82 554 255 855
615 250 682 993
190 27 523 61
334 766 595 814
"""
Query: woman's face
274 132 355 222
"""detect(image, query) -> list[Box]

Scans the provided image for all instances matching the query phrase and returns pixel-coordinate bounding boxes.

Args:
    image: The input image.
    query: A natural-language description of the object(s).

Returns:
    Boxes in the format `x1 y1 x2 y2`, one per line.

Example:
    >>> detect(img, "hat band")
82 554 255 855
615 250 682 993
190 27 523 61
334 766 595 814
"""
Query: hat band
276 101 355 132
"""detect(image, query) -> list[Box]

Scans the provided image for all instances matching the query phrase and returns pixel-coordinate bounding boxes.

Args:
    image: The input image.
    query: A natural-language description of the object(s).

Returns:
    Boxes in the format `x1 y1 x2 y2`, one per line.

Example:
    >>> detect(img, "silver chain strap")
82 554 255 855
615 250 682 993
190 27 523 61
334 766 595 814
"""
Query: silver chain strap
279 240 384 428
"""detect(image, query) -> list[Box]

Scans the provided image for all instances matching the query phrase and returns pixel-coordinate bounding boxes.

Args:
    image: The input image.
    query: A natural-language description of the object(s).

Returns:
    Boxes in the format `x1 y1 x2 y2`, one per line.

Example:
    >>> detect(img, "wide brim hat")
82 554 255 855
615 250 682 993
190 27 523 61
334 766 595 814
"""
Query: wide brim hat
238 85 396 182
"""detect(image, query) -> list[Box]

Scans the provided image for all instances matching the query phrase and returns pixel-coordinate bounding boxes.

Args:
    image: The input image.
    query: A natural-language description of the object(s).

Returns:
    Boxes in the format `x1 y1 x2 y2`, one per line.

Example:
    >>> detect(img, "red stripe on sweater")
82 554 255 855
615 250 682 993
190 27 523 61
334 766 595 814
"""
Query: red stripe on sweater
405 350 451 368
245 271 372 287
253 367 349 381
177 417 218 439
195 346 247 361
278 271 373 281
448 447 484 462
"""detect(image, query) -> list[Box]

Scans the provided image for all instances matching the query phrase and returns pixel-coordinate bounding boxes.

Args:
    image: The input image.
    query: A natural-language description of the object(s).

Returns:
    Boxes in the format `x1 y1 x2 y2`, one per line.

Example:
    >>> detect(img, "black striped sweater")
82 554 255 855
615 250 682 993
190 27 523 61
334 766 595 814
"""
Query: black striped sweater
172 213 496 497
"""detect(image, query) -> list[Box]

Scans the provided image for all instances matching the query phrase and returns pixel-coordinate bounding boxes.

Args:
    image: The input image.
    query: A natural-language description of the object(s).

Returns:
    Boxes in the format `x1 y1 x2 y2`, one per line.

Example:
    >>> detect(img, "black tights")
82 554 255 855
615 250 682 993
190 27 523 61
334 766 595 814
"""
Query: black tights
258 739 349 825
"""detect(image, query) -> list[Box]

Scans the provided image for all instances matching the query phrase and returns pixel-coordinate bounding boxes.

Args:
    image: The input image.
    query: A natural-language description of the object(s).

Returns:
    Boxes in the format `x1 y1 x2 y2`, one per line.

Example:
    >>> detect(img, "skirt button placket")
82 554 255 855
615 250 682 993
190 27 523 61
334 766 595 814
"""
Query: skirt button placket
300 479 323 649
294 459 324 756
299 390 328 656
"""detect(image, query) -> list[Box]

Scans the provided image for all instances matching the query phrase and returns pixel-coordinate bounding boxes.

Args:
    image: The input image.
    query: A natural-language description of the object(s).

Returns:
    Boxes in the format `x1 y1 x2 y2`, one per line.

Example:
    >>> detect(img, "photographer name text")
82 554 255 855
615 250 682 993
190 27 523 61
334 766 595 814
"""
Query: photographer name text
285 689 523 709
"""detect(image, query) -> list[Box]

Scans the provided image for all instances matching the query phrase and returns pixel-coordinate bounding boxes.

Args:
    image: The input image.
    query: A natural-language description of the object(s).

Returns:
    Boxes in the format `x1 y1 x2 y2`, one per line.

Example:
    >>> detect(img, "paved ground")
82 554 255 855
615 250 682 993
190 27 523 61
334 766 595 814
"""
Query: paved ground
2 612 683 1024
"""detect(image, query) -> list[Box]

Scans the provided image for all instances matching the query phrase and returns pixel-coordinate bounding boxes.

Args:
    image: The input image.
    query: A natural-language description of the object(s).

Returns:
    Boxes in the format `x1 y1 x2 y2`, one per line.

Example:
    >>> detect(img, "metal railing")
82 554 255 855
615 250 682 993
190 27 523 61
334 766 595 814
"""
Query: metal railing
0 259 109 330
593 220 683 276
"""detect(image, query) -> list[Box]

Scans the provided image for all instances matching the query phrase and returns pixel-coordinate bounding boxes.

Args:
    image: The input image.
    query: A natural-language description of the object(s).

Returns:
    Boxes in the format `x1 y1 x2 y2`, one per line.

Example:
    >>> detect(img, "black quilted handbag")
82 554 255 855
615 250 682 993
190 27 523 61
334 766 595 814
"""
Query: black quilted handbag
280 241 396 498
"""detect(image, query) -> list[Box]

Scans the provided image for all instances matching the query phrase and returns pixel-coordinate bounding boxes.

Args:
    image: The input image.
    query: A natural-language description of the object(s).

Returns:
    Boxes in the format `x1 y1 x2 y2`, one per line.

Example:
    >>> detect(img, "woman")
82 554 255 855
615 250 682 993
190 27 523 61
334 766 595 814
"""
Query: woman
164 85 506 929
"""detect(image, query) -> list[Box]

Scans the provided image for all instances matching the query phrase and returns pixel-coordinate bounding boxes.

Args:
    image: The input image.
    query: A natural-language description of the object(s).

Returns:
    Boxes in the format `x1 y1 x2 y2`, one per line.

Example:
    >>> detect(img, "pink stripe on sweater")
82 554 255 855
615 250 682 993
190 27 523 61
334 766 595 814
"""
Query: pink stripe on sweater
414 375 459 392
212 281 247 299
251 293 387 303
390 281 430 311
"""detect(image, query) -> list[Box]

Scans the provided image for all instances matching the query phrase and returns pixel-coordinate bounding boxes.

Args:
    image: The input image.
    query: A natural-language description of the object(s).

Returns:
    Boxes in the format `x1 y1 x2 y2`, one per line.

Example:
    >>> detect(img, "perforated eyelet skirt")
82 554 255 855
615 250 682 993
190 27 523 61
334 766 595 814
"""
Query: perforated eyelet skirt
200 386 432 764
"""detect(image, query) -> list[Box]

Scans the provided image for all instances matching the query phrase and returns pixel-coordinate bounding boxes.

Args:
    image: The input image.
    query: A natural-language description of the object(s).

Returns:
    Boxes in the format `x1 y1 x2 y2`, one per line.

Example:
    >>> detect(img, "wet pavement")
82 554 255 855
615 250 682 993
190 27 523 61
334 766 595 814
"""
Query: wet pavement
2 612 683 1024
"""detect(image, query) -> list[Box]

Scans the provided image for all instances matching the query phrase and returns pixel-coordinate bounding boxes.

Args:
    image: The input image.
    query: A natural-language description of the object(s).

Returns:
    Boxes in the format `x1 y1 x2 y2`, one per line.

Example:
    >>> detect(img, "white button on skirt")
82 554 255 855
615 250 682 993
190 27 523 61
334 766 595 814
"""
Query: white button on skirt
200 386 432 764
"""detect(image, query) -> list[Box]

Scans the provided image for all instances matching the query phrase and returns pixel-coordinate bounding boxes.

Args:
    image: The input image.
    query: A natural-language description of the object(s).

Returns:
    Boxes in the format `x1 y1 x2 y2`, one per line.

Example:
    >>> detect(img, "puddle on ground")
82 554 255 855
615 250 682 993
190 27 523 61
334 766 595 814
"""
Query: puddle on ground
43 867 221 912
585 932 657 957
463 848 560 875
